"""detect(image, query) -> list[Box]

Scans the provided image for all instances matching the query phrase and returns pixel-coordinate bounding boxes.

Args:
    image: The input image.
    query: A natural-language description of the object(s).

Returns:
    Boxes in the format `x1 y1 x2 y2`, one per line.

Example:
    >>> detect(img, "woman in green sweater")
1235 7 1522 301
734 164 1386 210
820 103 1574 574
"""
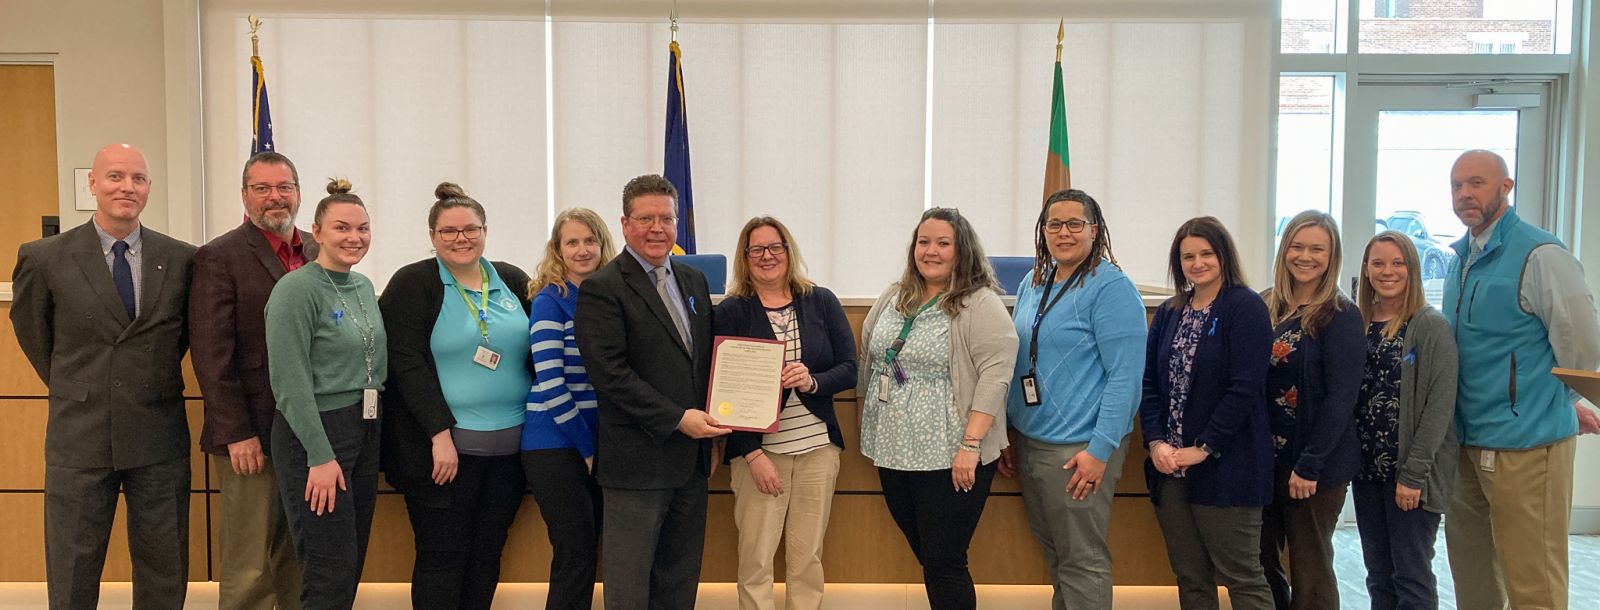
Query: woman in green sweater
266 179 389 610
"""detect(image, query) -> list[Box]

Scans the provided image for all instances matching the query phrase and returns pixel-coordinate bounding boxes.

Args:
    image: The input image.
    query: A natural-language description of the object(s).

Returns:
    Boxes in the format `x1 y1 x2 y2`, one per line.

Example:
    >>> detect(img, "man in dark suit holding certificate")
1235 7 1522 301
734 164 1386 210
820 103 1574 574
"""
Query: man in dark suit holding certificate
575 174 727 610
10 143 196 609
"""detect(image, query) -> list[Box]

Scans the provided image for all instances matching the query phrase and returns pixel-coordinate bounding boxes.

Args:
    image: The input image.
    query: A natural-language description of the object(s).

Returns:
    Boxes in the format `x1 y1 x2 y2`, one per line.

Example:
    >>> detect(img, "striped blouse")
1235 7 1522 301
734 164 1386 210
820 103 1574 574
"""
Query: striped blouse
761 304 831 455
522 281 599 458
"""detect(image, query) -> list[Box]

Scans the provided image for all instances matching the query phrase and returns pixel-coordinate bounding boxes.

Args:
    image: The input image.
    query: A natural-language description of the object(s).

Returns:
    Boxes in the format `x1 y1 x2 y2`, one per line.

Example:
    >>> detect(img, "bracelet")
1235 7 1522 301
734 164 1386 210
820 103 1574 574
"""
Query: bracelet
962 435 982 442
805 375 819 394
745 449 765 463
958 442 981 453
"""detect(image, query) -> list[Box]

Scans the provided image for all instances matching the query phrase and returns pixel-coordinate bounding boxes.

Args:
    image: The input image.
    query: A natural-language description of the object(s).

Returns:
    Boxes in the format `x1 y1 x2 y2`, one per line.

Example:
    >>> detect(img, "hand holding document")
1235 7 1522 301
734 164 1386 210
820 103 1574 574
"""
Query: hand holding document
707 336 786 432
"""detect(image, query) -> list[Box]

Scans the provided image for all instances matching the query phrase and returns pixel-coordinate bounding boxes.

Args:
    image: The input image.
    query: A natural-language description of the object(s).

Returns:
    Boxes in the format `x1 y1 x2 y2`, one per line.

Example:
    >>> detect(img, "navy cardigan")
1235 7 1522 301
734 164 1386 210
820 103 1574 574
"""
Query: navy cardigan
1140 284 1274 508
713 286 858 462
1265 293 1366 488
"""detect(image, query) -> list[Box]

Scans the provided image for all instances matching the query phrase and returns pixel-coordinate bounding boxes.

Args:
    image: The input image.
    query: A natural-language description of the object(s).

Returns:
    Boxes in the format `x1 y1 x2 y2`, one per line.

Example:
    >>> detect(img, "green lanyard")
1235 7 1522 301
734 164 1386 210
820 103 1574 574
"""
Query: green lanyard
453 261 491 342
883 292 943 365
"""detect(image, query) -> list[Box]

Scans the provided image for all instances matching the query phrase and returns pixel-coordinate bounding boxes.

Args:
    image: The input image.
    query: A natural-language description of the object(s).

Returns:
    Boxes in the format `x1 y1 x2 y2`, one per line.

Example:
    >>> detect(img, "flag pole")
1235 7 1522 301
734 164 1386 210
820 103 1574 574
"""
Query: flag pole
1056 18 1063 63
249 14 262 57
670 2 679 42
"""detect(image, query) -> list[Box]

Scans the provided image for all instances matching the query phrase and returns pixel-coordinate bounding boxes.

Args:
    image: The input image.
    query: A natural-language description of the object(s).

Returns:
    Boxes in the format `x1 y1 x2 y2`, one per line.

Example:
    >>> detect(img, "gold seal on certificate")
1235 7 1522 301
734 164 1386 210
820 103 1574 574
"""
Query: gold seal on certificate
706 336 786 432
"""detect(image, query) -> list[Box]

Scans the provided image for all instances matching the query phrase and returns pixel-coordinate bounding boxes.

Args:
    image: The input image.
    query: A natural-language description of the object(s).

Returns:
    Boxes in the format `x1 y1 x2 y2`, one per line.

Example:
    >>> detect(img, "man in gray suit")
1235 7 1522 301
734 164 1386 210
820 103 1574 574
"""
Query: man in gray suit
10 143 197 609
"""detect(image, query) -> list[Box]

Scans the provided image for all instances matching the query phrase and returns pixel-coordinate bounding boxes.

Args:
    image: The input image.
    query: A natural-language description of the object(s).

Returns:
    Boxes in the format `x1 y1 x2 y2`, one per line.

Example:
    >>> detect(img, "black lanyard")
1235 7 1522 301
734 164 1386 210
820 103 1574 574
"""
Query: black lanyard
1027 267 1072 376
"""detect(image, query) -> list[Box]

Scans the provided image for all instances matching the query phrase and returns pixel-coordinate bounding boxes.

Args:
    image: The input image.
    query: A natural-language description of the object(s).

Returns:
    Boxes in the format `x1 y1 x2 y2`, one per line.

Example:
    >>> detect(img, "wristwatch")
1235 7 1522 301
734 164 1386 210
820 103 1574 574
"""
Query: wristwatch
1198 443 1220 459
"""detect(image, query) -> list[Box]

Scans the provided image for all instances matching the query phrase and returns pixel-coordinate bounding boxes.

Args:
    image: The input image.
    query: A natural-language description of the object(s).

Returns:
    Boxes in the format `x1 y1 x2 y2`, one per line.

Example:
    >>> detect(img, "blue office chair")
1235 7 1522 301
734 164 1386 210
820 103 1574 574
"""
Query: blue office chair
989 256 1033 296
671 254 728 295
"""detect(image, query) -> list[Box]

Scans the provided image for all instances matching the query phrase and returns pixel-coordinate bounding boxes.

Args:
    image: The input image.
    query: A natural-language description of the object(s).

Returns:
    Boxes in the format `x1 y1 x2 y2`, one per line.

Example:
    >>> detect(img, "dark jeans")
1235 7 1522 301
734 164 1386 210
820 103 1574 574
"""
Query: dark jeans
404 452 525 610
1353 480 1441 610
601 475 707 610
524 448 603 610
1260 466 1347 610
44 456 189 610
273 406 379 610
878 461 998 610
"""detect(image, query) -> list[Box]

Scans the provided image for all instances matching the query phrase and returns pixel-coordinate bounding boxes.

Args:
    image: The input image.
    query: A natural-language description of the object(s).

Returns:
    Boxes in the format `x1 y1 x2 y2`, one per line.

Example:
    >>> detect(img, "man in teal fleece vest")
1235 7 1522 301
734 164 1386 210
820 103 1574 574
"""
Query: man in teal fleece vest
1442 149 1600 610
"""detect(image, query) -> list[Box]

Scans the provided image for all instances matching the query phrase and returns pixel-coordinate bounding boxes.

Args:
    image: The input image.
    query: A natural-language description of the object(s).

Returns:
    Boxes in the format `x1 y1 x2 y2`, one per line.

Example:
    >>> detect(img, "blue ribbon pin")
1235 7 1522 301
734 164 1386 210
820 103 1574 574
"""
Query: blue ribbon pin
1208 318 1218 336
688 296 697 315
330 309 345 327
1403 347 1416 365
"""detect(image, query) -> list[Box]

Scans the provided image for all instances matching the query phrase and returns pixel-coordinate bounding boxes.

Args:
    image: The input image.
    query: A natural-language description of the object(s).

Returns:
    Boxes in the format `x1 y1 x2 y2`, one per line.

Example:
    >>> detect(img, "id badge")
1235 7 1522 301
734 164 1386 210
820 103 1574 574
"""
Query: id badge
876 373 891 403
362 388 379 420
1478 449 1496 473
1020 374 1042 407
473 345 501 370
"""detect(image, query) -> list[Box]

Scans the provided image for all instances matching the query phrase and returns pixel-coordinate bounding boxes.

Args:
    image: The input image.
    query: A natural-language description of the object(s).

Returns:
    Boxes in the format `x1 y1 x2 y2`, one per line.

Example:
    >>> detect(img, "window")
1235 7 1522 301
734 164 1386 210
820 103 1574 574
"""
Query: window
1360 0 1560 54
1282 0 1339 53
1275 76 1337 232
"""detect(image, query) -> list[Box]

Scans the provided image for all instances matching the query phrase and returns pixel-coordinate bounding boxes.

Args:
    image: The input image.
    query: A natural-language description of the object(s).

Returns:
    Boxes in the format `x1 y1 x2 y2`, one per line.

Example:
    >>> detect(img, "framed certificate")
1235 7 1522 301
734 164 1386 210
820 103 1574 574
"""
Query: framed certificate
706 336 786 432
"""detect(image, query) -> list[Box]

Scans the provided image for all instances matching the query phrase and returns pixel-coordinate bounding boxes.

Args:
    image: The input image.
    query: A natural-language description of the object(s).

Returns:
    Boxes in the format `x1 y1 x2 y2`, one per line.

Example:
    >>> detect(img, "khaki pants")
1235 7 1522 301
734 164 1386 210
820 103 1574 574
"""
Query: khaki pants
1446 437 1575 610
214 455 301 610
728 445 841 610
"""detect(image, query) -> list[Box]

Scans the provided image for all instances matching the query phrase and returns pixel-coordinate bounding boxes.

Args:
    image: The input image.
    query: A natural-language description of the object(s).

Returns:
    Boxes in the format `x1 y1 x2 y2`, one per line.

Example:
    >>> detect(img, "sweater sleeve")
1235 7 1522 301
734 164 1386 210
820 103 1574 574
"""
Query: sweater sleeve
807 287 860 398
1086 277 1148 462
266 275 336 466
528 291 596 458
377 264 455 437
1292 304 1366 481
1397 309 1459 490
961 291 1020 418
1140 303 1173 446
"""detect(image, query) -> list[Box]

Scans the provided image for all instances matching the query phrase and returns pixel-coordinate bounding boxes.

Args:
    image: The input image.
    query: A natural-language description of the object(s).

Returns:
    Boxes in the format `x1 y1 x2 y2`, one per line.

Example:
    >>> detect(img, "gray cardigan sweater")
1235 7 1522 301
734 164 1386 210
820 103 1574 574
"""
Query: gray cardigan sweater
1387 305 1459 514
857 284 1019 465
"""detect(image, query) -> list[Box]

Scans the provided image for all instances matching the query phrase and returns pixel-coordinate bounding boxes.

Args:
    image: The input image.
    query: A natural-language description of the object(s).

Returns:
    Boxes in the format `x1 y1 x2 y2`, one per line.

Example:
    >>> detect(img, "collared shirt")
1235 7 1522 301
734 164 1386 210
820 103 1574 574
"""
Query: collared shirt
1470 213 1600 380
626 246 694 339
255 223 307 272
92 218 143 317
432 258 533 433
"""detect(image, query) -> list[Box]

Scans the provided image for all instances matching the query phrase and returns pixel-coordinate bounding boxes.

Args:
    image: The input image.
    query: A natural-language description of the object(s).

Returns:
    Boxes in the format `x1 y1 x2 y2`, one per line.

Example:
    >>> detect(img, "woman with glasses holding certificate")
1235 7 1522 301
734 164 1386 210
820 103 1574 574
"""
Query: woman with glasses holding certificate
1003 190 1145 609
377 183 534 610
714 216 857 610
857 207 1018 610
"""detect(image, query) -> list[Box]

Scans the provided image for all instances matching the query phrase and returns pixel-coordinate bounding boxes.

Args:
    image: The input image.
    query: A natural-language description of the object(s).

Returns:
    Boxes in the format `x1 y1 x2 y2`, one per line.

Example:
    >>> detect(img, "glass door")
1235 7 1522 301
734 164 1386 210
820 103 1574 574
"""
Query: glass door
1343 81 1552 308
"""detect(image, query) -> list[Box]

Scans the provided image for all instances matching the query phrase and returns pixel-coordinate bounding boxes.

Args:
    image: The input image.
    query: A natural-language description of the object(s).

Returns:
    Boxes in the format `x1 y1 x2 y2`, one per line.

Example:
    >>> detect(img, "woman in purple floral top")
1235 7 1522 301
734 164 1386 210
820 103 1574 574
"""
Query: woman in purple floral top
1140 217 1275 610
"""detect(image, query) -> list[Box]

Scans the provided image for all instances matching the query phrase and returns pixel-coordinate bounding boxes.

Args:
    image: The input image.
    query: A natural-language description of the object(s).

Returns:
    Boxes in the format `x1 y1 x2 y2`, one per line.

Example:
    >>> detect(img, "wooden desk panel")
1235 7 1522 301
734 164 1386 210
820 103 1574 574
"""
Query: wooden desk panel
0 400 208 492
0 493 210 582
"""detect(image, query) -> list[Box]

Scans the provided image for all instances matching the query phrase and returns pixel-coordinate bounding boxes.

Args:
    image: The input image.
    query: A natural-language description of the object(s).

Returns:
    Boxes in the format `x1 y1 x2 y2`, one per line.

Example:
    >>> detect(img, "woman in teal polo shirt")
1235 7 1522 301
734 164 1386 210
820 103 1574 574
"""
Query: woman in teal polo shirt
378 182 535 610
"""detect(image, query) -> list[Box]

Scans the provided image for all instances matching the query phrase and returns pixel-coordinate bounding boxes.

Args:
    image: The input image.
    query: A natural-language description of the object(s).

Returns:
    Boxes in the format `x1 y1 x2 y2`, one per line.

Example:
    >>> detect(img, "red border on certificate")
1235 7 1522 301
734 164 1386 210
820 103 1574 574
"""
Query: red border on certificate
707 335 786 433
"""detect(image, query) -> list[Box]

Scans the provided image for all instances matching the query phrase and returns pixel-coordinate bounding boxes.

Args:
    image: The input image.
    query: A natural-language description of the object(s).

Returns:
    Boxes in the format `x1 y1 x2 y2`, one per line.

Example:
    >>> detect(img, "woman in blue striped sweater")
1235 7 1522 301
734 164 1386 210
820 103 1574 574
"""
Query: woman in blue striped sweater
522 207 616 610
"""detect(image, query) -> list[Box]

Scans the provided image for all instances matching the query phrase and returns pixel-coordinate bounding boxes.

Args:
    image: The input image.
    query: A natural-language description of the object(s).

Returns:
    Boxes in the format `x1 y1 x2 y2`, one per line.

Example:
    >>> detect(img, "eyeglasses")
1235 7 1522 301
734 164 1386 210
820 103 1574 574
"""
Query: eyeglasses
746 243 789 258
247 183 299 197
628 215 678 228
1044 219 1095 234
434 225 484 241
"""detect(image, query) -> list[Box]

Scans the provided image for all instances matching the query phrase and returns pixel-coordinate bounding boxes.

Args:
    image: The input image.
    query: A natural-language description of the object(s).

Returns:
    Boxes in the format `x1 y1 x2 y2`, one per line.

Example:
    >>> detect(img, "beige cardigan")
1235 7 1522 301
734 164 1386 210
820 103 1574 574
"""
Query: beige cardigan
856 283 1020 465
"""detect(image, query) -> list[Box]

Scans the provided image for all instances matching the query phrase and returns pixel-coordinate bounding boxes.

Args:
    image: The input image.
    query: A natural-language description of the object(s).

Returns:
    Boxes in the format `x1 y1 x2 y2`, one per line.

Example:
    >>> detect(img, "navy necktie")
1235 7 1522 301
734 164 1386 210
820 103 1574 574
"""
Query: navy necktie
112 240 136 321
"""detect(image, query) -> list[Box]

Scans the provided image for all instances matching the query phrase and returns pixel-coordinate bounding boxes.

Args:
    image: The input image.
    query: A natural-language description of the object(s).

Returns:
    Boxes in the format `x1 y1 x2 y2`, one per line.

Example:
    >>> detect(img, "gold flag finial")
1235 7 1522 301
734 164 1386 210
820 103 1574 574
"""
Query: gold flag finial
248 15 263 57
1056 18 1064 63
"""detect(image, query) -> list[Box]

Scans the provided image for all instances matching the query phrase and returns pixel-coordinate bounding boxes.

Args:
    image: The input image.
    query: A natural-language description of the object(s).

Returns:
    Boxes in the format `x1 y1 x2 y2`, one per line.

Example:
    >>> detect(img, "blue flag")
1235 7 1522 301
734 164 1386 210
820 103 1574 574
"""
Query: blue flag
664 40 695 254
251 55 274 154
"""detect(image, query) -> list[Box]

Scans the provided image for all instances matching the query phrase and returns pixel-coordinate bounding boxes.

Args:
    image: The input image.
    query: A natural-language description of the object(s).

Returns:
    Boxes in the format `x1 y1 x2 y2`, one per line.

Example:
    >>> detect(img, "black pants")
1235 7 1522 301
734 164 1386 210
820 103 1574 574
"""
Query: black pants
878 461 998 610
1353 480 1441 610
524 448 603 610
404 452 525 610
273 406 379 610
601 475 707 610
44 456 189 610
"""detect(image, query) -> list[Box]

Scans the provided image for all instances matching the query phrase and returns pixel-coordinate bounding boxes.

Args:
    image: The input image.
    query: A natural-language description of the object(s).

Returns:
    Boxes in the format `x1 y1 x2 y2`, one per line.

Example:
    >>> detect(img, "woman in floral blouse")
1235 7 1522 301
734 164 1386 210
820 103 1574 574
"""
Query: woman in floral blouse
1258 210 1366 610
1352 231 1457 610
1139 216 1275 610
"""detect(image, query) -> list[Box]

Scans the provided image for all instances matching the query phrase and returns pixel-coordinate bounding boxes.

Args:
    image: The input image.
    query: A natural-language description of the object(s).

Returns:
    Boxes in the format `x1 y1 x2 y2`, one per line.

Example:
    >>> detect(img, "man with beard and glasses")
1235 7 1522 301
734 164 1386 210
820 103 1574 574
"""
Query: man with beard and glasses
190 151 318 609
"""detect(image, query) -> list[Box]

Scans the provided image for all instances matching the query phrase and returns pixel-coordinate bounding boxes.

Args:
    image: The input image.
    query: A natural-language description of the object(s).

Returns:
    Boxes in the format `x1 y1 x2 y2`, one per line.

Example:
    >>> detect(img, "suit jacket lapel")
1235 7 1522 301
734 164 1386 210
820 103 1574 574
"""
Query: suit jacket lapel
240 222 288 280
68 224 132 328
619 254 690 356
133 233 170 335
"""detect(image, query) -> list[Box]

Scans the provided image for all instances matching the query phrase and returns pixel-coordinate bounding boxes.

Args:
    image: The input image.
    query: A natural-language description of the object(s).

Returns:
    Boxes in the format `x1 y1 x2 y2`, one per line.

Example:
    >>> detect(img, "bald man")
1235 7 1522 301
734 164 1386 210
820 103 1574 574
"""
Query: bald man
1442 149 1600 610
10 144 197 609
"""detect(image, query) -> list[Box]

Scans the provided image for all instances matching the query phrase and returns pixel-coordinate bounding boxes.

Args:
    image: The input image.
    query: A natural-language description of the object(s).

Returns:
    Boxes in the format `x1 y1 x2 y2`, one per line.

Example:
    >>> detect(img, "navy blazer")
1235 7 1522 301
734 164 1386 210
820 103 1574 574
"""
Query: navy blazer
1140 284 1274 508
713 287 858 462
1266 293 1365 488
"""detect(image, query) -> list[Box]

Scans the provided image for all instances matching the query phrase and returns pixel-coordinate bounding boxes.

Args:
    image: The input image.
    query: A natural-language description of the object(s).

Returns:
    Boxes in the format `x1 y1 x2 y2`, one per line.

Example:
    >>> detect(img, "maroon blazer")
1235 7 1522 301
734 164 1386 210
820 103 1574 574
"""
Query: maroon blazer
190 220 318 456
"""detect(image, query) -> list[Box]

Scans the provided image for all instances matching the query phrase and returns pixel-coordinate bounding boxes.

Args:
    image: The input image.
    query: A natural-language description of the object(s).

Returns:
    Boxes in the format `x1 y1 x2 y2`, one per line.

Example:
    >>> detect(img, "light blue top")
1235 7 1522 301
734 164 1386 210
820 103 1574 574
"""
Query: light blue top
431 258 533 431
860 306 960 471
1006 260 1147 462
